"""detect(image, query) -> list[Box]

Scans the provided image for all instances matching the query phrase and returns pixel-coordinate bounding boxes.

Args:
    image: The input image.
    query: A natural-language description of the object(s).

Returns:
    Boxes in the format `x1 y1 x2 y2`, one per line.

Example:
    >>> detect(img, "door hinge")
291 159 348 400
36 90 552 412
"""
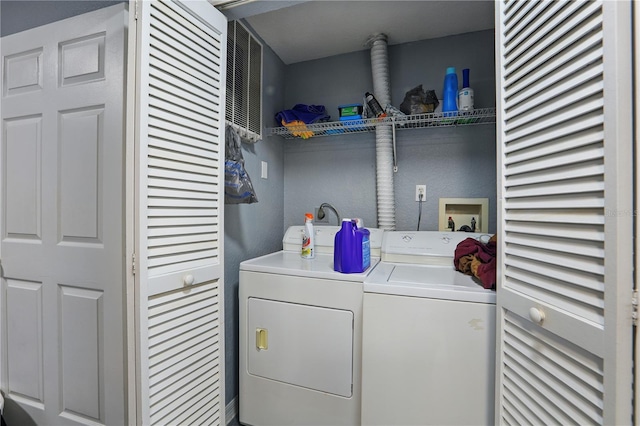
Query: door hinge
134 1 139 20
632 290 638 326
132 252 137 276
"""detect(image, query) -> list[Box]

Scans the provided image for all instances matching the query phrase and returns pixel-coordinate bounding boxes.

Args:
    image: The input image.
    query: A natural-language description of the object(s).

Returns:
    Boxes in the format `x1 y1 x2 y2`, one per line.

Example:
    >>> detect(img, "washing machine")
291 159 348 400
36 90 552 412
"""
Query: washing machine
239 225 383 426
361 231 497 426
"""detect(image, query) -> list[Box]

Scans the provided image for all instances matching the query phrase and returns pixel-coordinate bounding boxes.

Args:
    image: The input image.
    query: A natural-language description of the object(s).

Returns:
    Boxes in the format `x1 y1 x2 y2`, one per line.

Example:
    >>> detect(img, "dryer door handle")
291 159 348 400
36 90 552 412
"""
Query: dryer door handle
256 328 268 350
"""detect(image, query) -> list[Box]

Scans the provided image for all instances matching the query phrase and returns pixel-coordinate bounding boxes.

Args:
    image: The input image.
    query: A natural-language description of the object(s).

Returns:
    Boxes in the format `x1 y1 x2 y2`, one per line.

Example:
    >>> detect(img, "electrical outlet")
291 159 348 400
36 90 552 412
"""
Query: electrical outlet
415 185 426 202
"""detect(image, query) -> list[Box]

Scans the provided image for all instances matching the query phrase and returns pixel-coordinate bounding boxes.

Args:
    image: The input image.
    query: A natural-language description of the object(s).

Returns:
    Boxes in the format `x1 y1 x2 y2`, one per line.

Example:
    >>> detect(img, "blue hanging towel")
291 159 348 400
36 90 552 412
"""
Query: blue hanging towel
225 125 258 204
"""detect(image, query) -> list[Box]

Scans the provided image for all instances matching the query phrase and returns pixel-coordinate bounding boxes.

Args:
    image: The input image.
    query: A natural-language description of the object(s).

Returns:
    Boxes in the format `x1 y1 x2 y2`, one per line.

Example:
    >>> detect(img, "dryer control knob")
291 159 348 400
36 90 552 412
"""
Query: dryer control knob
529 307 545 324
183 274 195 286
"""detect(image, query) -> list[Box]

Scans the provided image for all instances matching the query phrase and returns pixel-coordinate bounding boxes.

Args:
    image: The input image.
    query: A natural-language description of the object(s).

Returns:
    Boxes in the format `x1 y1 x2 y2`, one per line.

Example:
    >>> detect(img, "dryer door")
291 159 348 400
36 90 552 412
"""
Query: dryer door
247 298 354 397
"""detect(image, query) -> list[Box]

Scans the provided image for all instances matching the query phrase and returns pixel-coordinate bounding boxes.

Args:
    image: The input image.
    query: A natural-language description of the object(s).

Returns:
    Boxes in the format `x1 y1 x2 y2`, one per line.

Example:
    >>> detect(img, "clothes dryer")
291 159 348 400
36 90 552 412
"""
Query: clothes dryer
362 231 496 426
239 225 383 426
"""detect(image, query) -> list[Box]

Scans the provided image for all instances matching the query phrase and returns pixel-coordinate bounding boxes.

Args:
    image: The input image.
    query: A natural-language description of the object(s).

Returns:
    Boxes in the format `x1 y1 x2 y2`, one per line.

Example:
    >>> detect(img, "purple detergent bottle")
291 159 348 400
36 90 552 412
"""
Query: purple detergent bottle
334 219 370 273
334 219 356 273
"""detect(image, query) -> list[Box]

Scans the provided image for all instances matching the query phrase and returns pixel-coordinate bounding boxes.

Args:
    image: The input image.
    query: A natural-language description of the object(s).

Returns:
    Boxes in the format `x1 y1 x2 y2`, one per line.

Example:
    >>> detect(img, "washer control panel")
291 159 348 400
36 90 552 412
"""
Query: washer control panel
382 231 487 261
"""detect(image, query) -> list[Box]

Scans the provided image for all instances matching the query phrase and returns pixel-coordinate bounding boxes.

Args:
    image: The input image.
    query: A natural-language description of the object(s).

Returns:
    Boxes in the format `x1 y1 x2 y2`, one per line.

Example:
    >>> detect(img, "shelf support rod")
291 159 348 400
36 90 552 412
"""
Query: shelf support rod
392 117 398 172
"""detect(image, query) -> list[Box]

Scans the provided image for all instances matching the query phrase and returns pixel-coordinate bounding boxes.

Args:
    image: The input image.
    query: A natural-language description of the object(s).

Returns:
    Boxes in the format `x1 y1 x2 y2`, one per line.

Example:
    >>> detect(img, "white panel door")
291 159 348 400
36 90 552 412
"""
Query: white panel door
496 1 633 424
0 5 127 425
132 1 227 424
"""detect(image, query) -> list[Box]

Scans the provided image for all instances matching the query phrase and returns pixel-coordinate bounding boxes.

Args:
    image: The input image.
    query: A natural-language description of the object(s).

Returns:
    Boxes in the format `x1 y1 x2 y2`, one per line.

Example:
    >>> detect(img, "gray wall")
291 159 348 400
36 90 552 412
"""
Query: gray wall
1 1 127 36
223 35 286 403
1 0 496 411
282 30 497 233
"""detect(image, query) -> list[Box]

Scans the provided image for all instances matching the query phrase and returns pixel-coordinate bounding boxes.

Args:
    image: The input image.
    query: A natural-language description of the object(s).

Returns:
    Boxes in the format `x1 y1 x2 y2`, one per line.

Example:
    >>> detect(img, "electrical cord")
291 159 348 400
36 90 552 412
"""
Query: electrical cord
317 202 341 225
417 192 424 231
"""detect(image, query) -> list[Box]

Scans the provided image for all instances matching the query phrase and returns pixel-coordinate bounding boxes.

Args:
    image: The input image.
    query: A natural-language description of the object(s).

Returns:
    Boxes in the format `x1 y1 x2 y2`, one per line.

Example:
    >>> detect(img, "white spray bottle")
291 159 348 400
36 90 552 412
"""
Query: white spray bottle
458 68 474 111
301 213 315 259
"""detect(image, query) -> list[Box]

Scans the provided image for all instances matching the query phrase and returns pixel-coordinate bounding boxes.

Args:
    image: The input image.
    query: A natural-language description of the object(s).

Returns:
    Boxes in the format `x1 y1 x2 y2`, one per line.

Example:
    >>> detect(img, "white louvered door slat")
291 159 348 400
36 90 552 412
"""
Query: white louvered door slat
134 1 226 424
496 1 633 424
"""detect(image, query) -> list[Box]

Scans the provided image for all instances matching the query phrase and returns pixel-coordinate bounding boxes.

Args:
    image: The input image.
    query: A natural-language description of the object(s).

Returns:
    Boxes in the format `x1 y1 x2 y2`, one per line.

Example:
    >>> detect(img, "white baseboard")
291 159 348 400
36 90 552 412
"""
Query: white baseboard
225 396 238 424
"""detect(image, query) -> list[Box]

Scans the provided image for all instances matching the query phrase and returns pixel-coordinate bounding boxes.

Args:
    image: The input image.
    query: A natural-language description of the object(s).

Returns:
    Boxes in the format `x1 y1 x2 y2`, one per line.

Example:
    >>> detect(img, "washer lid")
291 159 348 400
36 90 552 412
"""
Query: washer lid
364 263 496 304
240 251 379 282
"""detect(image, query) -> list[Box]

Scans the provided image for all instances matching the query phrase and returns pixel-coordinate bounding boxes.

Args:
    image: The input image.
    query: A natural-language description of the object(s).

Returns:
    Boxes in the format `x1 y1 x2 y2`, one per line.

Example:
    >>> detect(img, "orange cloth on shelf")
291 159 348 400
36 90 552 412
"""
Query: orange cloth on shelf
282 119 314 139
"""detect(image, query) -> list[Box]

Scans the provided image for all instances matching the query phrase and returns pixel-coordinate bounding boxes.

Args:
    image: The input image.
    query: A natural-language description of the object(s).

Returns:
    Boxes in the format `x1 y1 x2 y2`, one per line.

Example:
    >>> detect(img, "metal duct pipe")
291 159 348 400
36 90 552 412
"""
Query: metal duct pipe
366 33 396 230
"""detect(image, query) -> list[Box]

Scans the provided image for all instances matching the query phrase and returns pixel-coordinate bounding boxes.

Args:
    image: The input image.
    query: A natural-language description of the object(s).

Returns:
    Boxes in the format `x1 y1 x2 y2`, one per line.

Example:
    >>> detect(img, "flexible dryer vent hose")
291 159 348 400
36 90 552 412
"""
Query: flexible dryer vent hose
366 33 396 230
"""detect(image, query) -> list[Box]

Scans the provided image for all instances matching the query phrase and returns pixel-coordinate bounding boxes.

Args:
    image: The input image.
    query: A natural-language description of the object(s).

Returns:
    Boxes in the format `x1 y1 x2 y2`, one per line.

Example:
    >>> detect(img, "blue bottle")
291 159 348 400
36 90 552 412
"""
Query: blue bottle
356 224 371 271
334 219 370 273
458 68 474 112
442 67 459 114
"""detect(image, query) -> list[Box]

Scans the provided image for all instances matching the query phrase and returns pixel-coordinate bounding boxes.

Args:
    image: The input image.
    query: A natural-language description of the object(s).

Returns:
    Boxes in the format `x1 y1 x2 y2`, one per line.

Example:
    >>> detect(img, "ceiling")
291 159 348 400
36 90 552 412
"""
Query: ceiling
218 0 495 65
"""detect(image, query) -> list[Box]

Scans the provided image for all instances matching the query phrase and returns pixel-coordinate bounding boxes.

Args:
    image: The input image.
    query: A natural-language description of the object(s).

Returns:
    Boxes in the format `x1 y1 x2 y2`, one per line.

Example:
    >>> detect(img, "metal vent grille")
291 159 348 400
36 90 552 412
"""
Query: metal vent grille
226 20 262 141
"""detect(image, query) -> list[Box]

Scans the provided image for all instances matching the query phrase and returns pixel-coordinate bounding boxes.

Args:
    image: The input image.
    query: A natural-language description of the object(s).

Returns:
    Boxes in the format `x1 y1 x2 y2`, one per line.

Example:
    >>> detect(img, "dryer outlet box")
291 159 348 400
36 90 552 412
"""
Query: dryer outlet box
438 197 489 233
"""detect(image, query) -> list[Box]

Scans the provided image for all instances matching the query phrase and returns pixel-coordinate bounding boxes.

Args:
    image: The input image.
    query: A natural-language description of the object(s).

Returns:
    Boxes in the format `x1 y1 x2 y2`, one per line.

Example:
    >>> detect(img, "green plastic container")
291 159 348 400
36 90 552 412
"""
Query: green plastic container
338 104 363 117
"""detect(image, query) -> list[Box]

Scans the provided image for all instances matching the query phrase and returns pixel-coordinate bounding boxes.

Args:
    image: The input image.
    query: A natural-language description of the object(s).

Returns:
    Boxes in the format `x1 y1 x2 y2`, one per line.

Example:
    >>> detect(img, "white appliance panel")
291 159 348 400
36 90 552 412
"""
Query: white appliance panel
361 292 496 425
247 297 354 397
240 269 364 426
362 231 496 425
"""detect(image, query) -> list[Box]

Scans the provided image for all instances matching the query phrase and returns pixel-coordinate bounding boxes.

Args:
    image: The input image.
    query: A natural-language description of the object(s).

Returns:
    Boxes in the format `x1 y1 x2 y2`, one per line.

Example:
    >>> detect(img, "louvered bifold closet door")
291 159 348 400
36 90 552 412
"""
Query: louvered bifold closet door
496 1 633 425
134 1 227 425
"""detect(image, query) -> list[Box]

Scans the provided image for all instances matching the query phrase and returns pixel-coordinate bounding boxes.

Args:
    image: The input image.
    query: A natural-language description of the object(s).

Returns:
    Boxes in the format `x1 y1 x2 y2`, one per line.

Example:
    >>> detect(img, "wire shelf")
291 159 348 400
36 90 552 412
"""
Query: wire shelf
267 107 496 140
